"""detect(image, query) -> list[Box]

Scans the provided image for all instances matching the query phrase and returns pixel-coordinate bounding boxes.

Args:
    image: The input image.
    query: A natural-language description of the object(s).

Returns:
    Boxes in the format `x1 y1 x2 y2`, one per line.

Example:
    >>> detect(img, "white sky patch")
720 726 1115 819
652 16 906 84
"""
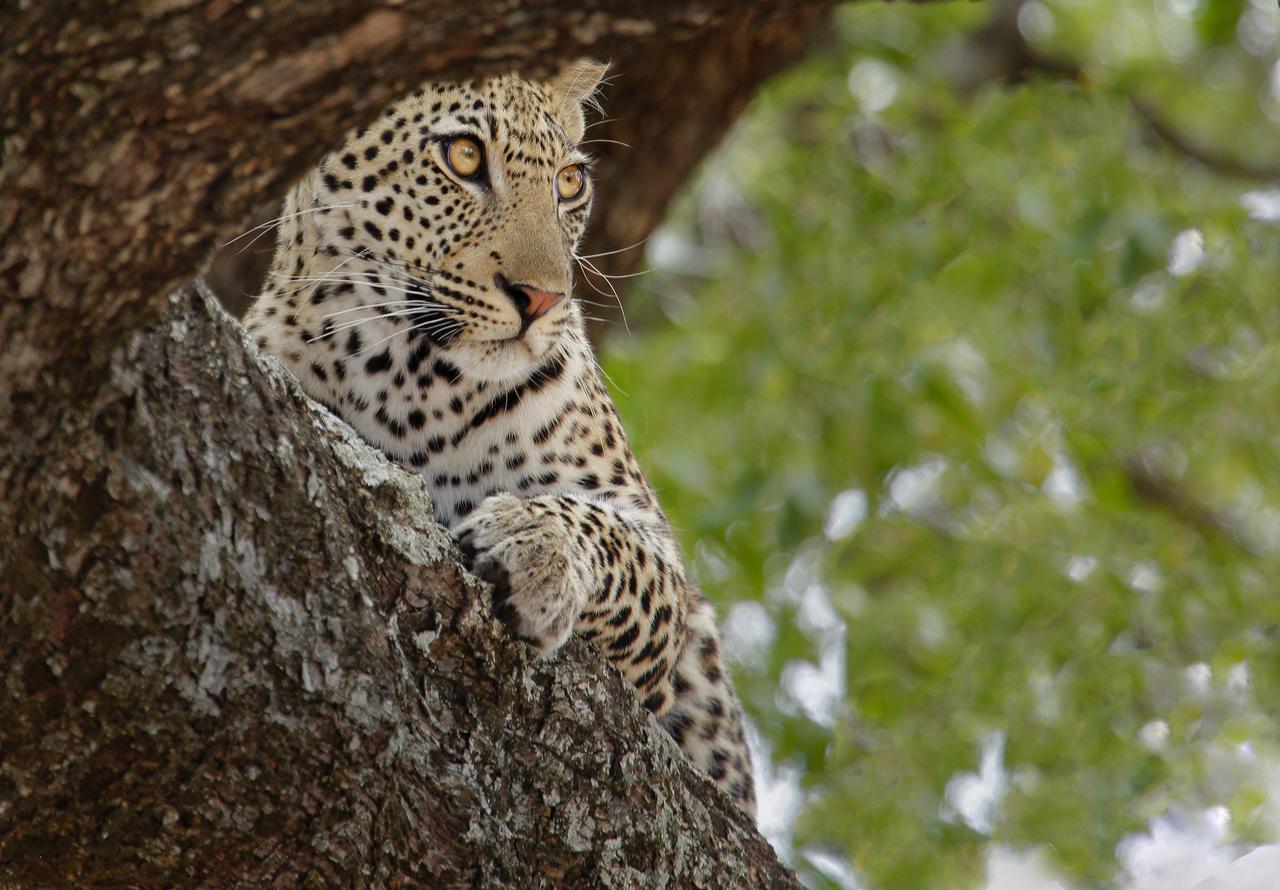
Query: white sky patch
1192 847 1280 890
1128 561 1163 594
1230 483 1280 555
797 582 842 638
1154 0 1197 60
1238 6 1279 56
1185 661 1213 697
780 629 846 727
1140 720 1172 752
1167 228 1205 277
805 848 866 890
985 845 1076 890
884 458 948 519
1063 554 1098 583
984 429 1022 479
769 544 849 640
747 721 807 863
770 544 822 607
1043 455 1085 508
825 488 868 541
923 337 992 408
847 58 900 115
942 732 1009 836
722 601 776 667
1226 662 1251 699
1017 2 1056 42
1241 188 1280 223
916 605 949 649
646 225 714 276
1118 807 1233 890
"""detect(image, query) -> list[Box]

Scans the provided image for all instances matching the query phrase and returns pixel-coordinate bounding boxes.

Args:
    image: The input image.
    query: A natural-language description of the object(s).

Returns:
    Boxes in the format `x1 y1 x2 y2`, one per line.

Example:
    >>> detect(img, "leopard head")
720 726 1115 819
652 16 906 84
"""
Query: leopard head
265 60 608 382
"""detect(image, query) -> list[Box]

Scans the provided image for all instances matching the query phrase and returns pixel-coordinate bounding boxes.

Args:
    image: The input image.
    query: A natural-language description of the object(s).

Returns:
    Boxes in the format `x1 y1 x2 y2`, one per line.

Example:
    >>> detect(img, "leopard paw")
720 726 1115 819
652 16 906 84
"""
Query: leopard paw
455 493 588 655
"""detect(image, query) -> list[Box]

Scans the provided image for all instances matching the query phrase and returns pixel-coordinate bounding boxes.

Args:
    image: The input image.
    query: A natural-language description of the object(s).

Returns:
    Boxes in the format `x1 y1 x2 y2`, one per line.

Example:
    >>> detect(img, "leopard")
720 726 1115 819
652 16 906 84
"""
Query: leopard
242 60 755 816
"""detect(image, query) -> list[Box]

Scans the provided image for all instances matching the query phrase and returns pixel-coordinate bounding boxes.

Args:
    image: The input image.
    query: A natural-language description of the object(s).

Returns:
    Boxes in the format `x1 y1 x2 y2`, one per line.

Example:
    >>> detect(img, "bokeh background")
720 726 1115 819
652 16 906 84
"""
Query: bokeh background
595 1 1280 887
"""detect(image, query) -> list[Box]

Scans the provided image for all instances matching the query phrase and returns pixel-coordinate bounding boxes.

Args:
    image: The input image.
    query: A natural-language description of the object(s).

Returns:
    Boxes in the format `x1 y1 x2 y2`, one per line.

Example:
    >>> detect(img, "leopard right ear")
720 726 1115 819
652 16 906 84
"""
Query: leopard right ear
549 59 609 141
550 58 609 109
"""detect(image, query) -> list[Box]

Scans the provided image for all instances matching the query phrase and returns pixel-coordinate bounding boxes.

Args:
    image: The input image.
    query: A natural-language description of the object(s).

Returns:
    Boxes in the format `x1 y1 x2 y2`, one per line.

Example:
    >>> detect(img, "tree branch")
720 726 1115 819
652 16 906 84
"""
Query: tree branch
1127 97 1280 182
0 282 797 885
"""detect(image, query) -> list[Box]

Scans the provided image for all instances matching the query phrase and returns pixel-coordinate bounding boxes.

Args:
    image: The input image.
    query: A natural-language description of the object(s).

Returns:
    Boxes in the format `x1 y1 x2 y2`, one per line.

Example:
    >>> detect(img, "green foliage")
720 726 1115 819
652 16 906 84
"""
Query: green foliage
601 1 1280 886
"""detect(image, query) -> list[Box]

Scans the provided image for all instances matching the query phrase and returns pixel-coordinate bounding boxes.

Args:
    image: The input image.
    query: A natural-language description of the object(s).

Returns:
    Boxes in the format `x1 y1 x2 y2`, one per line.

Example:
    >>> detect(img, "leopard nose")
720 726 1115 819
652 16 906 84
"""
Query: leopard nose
497 274 566 323
516 285 565 321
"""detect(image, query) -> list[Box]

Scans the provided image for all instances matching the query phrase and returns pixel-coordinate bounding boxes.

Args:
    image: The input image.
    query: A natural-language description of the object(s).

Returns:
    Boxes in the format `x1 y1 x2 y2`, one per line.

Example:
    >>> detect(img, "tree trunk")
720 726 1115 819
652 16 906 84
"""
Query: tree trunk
1 1 828 883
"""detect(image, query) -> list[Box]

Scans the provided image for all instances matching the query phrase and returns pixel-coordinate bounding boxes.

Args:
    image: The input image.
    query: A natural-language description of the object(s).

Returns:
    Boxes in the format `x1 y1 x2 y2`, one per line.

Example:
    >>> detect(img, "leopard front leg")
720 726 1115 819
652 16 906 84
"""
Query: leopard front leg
456 492 756 817
455 493 593 655
660 595 757 817
455 492 687 715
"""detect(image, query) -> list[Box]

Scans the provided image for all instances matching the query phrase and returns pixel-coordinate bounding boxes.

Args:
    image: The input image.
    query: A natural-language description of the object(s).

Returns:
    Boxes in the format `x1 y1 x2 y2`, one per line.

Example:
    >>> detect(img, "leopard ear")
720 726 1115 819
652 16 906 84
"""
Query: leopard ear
549 58 608 142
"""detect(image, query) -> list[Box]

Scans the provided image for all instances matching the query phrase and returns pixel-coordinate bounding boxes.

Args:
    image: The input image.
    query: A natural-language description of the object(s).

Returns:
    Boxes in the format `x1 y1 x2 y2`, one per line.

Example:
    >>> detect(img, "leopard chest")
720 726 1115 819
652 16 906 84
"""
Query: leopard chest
320 348 617 528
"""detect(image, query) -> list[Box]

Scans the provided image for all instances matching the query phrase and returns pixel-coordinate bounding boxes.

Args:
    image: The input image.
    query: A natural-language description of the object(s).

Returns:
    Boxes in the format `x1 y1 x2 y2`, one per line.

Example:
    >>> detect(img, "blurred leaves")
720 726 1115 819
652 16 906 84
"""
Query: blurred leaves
602 1 1280 887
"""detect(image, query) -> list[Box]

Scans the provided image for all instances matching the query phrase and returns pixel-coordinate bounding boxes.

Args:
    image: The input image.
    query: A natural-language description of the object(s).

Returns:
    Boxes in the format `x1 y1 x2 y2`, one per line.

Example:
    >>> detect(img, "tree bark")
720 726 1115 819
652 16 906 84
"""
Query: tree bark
1 1 829 883
1 281 797 885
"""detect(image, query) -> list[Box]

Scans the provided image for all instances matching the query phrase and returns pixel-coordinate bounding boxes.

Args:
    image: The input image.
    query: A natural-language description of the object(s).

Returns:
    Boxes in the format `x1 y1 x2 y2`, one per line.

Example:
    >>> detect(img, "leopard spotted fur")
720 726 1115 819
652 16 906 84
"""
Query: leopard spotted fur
243 61 755 815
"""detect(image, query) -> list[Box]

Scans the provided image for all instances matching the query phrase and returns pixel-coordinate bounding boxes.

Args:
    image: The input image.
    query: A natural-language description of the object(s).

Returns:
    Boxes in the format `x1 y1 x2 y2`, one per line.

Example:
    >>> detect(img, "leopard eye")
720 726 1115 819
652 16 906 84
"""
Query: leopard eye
556 164 585 201
445 137 483 178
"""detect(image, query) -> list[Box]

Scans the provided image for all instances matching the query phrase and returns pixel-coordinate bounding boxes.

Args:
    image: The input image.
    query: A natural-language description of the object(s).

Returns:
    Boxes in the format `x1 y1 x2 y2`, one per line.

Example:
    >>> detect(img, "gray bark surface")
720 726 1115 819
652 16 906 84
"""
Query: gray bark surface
0 0 831 884
2 283 796 885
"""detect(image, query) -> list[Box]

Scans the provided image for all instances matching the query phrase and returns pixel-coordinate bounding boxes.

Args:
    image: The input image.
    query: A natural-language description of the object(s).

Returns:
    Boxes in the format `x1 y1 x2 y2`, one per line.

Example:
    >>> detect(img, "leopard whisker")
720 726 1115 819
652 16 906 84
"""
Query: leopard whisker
573 261 625 308
224 202 356 252
573 256 630 334
300 244 440 287
573 297 620 310
284 276 448 304
575 235 649 260
319 300 444 319
582 267 650 281
307 312 427 342
352 315 464 357
277 253 366 303
318 303 462 336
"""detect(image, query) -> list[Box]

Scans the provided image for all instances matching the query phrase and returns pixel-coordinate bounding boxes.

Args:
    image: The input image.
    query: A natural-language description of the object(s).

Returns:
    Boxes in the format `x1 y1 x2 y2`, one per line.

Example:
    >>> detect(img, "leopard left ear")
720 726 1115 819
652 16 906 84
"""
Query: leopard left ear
549 58 609 142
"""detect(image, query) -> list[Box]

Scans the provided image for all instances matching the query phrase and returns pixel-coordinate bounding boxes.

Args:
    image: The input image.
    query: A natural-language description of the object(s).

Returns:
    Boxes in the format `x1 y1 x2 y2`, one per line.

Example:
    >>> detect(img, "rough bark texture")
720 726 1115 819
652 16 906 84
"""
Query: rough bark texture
0 0 830 884
1 283 794 885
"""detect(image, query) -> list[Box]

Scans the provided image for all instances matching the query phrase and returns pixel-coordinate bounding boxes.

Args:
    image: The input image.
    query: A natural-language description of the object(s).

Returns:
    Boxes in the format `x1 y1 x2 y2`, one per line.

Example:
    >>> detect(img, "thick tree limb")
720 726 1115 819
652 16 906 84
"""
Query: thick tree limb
0 281 797 886
0 0 828 883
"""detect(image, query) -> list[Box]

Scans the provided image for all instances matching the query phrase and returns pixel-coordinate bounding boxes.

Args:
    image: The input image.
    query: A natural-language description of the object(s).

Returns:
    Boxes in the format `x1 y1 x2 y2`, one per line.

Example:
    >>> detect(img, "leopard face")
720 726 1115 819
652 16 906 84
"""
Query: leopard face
269 61 606 385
